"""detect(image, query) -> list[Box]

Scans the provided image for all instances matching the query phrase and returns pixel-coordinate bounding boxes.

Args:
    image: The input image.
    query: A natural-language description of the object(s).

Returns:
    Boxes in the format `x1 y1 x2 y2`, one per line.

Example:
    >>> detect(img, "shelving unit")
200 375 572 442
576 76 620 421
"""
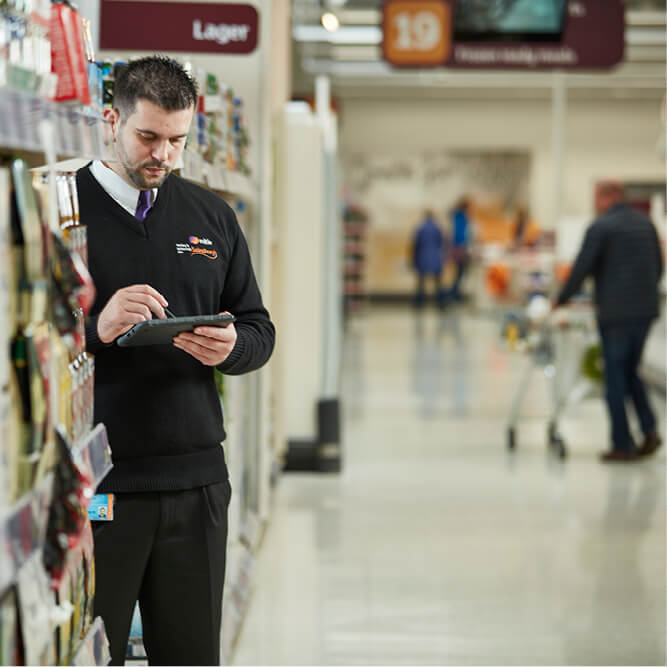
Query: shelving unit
0 88 111 163
0 427 111 601
180 149 256 201
0 66 114 665
342 205 368 316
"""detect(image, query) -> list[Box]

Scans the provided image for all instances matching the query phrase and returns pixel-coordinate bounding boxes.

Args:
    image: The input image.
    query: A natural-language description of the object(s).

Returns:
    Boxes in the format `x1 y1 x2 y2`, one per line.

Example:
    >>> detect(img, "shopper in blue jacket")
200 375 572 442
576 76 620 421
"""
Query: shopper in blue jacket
448 196 472 302
412 210 445 307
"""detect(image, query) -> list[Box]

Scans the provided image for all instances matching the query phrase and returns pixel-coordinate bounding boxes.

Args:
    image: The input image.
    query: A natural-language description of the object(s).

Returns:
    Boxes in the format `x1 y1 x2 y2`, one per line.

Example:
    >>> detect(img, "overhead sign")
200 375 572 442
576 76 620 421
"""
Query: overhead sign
382 0 624 70
100 2 259 54
382 1 452 67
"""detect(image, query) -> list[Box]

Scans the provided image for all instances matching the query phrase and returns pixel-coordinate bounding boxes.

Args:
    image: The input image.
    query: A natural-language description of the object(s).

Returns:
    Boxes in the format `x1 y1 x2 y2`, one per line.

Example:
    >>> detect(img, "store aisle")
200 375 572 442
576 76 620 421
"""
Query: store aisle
232 307 665 666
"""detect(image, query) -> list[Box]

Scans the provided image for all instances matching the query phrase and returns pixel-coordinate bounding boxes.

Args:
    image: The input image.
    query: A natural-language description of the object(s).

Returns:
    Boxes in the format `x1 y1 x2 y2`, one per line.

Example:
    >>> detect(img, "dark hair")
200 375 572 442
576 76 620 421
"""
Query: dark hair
113 56 198 118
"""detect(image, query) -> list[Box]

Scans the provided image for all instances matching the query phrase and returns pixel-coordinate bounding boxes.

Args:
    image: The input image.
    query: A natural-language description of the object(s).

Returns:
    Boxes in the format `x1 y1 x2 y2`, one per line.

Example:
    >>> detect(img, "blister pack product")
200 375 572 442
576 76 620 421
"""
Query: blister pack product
16 550 57 666
0 589 19 666
0 168 11 390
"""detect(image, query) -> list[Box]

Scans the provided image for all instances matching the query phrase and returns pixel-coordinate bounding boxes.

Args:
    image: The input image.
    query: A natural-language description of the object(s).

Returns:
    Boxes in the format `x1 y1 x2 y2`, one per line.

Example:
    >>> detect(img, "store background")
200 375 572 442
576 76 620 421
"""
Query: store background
0 0 665 664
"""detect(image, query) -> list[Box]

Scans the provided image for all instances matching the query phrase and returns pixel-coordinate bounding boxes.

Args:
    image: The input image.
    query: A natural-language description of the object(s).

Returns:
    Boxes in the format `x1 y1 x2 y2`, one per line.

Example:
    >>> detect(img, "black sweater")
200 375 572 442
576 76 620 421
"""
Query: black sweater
557 203 663 325
77 165 275 492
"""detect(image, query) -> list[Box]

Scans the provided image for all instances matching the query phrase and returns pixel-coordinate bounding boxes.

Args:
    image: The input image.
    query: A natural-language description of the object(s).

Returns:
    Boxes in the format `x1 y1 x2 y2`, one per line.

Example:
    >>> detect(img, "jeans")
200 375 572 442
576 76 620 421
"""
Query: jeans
415 272 444 308
448 260 467 301
599 320 656 453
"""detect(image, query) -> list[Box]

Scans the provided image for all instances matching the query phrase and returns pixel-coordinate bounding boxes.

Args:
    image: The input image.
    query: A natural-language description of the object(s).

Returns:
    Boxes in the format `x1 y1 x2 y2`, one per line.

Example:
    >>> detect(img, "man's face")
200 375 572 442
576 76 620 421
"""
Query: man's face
109 99 194 189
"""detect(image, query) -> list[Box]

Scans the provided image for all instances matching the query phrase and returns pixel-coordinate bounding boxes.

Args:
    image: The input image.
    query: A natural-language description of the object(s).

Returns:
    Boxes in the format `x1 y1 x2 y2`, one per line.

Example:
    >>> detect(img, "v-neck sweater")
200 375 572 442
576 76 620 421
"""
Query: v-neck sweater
77 165 275 492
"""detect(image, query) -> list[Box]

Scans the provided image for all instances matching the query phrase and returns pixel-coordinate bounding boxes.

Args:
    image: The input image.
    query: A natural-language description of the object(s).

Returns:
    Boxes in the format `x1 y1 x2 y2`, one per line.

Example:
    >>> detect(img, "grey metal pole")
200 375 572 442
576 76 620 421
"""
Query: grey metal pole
551 71 566 228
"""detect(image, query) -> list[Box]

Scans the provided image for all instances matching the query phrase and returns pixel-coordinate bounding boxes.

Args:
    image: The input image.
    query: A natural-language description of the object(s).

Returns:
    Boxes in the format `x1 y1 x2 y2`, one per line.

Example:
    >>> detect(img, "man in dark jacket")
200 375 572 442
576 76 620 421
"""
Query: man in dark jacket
555 181 663 462
412 210 445 307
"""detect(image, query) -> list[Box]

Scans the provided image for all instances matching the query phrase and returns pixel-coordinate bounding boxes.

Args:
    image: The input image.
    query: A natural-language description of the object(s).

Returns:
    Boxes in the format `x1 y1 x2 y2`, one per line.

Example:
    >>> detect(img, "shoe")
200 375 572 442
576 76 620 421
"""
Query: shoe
599 450 639 462
637 431 663 457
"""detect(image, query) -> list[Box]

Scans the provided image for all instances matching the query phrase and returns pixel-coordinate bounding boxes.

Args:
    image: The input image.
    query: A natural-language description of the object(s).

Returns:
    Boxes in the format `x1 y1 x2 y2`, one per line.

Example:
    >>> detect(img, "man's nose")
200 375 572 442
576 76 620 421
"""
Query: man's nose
152 140 170 163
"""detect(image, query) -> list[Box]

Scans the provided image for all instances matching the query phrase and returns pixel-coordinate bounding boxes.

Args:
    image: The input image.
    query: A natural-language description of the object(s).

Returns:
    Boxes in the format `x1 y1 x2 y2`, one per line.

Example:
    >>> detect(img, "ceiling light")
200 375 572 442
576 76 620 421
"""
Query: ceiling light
321 12 340 32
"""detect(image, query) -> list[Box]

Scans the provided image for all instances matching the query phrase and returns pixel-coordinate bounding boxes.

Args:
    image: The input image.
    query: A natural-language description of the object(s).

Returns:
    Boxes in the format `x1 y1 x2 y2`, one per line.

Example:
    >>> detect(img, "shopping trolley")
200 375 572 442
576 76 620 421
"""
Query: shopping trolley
503 299 602 459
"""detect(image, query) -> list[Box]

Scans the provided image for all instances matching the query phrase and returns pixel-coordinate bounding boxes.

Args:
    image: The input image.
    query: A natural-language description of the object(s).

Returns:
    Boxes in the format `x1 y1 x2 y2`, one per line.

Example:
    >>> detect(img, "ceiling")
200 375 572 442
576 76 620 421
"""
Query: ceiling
291 0 667 101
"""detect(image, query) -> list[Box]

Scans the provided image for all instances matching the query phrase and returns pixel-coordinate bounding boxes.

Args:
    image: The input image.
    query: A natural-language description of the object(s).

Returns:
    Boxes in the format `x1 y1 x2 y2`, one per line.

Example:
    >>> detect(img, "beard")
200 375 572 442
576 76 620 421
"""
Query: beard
116 135 172 189
125 160 171 189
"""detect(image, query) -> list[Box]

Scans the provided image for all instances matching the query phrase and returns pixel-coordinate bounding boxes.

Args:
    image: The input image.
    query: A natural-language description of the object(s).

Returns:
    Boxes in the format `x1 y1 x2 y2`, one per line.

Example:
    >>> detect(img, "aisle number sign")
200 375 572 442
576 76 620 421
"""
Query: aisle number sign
382 0 624 70
382 1 452 67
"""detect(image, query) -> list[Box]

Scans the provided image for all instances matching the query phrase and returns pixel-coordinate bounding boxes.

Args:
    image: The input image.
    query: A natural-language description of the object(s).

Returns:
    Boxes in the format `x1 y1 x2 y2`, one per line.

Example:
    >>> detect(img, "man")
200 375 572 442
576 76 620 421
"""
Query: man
78 57 275 664
412 209 445 308
555 181 663 462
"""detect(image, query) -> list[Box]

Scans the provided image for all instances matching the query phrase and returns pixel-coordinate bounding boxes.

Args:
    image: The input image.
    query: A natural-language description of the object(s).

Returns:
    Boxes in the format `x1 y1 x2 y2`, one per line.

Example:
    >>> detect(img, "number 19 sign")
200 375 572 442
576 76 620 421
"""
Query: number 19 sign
382 0 452 67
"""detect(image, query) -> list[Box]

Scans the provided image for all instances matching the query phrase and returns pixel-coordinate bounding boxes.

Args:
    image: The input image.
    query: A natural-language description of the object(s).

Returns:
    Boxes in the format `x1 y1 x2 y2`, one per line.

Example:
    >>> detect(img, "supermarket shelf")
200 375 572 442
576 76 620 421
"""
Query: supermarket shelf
0 88 111 162
221 541 256 665
0 472 54 598
180 151 255 201
71 616 111 666
73 423 113 491
0 425 111 599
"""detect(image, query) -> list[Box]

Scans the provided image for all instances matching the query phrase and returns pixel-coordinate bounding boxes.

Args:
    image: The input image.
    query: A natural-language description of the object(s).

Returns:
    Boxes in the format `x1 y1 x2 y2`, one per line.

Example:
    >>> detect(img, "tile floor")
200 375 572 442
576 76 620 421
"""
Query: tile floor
232 306 666 666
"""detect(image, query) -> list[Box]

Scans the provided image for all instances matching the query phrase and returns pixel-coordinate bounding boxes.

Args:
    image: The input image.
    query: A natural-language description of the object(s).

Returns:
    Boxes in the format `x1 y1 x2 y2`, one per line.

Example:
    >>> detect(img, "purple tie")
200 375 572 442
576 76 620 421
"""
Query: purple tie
135 189 152 221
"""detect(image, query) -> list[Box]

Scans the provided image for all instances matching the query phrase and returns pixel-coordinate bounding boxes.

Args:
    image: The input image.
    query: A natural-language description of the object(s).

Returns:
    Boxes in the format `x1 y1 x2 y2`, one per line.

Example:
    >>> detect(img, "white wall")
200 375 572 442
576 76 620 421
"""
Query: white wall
339 96 665 229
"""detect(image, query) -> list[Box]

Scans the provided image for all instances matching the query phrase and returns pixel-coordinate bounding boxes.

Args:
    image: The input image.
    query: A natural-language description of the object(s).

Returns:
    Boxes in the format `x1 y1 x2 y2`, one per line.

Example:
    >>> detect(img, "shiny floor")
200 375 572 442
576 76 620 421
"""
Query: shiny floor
233 306 666 666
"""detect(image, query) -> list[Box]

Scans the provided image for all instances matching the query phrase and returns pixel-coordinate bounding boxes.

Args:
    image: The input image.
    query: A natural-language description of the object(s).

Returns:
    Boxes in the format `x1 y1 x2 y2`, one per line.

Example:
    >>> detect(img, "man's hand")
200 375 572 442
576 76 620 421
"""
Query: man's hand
173 313 238 366
97 284 168 343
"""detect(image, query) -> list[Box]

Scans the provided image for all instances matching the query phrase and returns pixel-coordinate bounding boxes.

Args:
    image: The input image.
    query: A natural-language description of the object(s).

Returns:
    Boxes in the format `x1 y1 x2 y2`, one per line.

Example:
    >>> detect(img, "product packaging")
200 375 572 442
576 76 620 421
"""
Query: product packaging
16 550 57 666
0 167 11 390
0 590 19 665
49 3 90 105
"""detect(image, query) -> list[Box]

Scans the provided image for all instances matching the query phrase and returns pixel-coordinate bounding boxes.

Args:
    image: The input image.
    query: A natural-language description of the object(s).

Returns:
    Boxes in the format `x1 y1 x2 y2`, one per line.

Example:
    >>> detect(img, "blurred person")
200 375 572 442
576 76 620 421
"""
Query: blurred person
78 56 275 664
512 205 530 248
447 196 472 302
554 180 663 462
411 209 445 308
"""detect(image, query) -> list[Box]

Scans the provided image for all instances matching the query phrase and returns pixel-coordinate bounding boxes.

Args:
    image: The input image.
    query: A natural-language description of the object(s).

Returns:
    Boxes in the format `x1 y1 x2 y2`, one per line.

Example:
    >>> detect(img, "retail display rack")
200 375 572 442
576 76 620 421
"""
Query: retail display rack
0 0 114 664
342 203 368 315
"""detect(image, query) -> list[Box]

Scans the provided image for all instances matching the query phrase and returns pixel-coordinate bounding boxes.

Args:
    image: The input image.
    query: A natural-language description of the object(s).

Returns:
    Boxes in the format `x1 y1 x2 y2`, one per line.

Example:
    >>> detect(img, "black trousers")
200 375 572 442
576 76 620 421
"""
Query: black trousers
92 481 232 665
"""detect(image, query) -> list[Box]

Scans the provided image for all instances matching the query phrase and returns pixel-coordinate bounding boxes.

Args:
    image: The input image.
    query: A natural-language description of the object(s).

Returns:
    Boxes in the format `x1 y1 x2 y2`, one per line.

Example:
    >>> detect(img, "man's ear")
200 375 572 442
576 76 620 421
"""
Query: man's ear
104 108 120 139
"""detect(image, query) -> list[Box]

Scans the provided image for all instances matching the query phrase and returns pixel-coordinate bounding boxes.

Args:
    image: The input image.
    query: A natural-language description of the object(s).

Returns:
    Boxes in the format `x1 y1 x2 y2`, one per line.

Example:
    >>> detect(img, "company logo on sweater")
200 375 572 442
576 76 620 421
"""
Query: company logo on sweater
176 236 218 260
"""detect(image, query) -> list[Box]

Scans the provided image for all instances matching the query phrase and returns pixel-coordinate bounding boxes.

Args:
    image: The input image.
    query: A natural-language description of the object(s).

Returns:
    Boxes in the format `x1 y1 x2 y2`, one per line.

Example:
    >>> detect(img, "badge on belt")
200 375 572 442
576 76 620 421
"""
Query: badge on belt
88 494 115 521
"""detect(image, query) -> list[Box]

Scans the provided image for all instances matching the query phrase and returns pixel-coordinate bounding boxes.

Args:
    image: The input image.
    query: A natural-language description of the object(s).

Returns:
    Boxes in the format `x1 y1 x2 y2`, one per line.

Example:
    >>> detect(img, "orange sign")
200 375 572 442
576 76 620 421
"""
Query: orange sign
382 1 452 67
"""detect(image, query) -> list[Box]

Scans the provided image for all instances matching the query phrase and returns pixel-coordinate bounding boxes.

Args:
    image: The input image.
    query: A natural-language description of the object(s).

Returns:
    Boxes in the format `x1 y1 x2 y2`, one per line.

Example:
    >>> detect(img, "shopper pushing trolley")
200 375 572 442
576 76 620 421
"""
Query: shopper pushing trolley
554 180 663 463
78 57 274 665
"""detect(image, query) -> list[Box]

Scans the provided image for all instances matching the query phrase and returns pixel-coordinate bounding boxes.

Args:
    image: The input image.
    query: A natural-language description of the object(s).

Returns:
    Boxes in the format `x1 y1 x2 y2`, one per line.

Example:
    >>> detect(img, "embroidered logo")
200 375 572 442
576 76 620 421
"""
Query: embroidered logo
176 236 218 260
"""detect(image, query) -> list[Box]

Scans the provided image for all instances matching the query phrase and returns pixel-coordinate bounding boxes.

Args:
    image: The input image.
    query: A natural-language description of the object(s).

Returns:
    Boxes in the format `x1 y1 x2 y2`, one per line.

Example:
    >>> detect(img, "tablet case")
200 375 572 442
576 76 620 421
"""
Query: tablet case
116 313 236 347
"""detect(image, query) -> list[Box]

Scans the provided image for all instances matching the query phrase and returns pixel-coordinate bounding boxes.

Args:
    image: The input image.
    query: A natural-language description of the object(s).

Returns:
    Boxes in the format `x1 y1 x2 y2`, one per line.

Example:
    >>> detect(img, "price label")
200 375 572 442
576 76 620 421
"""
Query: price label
383 1 452 67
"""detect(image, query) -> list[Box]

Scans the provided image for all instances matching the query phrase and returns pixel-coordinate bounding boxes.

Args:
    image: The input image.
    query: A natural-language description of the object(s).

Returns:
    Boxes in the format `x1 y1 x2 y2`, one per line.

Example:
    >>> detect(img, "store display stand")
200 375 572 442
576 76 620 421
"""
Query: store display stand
0 56 114 663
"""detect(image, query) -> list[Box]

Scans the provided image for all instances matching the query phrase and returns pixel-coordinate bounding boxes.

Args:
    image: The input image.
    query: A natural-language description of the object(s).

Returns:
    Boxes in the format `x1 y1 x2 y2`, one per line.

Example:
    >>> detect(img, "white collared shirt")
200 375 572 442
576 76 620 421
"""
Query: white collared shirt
90 160 158 217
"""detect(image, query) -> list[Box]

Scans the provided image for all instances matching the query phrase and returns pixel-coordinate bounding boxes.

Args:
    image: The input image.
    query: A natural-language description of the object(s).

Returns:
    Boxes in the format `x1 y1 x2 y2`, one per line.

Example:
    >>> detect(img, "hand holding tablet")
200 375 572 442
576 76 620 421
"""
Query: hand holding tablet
116 312 236 347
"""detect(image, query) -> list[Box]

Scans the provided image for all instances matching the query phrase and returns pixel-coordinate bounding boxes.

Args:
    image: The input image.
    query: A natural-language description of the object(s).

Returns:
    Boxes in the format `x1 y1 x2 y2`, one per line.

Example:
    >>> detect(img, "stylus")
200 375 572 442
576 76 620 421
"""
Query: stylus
165 308 176 319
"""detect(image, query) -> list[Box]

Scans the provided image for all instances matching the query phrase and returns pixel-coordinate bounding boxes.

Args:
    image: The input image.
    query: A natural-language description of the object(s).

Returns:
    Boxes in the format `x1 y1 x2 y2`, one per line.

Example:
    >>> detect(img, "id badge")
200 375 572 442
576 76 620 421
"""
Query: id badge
88 494 114 521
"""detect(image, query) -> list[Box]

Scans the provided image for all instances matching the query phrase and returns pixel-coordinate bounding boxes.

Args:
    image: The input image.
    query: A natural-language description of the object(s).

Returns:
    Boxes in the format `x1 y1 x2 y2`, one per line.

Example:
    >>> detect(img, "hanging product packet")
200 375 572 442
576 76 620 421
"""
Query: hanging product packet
0 590 19 666
16 550 57 666
43 428 93 590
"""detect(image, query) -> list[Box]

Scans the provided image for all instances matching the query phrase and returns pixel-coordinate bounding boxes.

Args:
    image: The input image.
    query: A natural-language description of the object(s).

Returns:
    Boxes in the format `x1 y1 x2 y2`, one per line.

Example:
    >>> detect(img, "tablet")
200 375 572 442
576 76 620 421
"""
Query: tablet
116 313 236 347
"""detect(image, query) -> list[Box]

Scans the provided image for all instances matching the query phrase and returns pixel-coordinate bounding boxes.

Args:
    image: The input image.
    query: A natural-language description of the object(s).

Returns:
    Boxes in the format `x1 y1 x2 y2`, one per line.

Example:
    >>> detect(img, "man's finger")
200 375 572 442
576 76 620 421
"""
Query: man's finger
175 333 226 353
125 294 166 319
192 325 235 339
122 284 169 307
174 338 219 363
